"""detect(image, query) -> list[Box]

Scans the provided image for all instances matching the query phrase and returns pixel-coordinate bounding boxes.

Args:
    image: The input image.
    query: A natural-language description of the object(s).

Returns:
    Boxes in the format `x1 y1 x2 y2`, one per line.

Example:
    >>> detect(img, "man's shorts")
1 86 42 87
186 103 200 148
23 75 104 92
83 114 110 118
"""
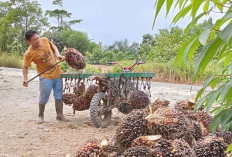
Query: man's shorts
39 76 63 105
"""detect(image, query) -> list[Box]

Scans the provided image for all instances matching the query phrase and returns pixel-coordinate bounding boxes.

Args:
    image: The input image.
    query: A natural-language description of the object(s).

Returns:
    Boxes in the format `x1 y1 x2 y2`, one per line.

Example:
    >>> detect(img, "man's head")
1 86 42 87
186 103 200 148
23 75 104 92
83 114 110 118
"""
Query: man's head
25 30 40 48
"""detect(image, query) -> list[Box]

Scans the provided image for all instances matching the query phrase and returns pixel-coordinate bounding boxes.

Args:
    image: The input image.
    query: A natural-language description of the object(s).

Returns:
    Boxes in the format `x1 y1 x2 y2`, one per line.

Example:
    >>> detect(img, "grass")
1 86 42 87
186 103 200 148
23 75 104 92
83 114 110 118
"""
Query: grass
0 51 23 69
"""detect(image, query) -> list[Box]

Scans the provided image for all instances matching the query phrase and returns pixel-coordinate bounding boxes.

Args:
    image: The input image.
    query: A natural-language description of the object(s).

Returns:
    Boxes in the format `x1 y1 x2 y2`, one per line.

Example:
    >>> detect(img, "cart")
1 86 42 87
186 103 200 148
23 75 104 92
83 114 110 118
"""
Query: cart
61 61 155 128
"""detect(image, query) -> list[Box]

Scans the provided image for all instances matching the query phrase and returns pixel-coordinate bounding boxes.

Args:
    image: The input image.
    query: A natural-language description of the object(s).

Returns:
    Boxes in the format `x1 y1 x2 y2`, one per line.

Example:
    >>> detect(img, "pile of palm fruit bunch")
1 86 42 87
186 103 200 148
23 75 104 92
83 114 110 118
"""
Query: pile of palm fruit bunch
63 83 99 112
63 46 86 70
75 98 232 157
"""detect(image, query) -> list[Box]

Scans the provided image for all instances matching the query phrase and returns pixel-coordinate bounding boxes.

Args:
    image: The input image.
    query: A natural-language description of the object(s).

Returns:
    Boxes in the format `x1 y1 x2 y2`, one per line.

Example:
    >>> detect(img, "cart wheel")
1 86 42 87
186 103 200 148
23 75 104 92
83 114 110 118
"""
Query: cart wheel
90 92 112 128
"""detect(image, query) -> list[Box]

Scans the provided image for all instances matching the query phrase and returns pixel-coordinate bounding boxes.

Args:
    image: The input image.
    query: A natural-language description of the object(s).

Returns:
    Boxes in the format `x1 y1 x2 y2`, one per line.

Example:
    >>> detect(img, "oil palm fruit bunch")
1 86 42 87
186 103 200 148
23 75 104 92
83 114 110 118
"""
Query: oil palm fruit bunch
74 82 85 97
73 95 90 111
194 136 227 157
123 147 153 157
186 111 213 136
146 107 196 147
143 98 169 115
115 109 150 149
64 46 86 70
75 141 105 157
216 131 232 146
151 138 195 157
129 90 150 109
62 93 75 105
174 99 196 111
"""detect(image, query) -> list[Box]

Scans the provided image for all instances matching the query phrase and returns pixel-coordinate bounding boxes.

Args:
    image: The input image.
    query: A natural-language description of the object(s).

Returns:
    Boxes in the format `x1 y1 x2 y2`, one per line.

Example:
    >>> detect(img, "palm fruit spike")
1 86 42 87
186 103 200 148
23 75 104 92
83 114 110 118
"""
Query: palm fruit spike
75 141 105 157
73 95 91 111
151 138 195 157
129 90 150 109
174 99 196 111
194 136 227 157
187 111 213 136
123 147 153 157
146 107 196 147
74 82 85 97
64 46 86 70
62 93 75 105
143 98 169 115
115 109 150 149
131 135 162 147
216 131 232 146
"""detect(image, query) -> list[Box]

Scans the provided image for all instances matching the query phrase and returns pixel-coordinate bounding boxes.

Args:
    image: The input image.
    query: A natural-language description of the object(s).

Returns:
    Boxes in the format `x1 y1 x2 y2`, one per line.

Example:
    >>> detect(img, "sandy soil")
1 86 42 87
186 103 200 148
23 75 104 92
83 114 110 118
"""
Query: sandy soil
0 67 210 157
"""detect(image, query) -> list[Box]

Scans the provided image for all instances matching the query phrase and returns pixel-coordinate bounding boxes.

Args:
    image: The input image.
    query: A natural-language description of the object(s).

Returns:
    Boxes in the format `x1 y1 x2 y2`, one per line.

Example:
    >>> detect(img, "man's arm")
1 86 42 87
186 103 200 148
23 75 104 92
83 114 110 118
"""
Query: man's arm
53 45 64 61
23 66 28 87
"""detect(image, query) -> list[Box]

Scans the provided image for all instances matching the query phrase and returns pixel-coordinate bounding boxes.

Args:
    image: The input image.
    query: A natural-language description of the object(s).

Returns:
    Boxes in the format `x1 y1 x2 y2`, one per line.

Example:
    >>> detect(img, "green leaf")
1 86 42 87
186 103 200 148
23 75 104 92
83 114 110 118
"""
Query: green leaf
205 87 222 113
221 107 232 126
166 0 174 17
203 0 209 12
199 29 210 46
195 93 210 111
153 0 166 28
192 0 203 19
174 35 198 66
172 4 192 25
224 50 232 67
183 36 200 62
194 37 224 80
179 0 185 9
209 110 225 133
226 143 232 153
195 77 219 102
221 23 232 44
185 12 207 31
221 81 232 101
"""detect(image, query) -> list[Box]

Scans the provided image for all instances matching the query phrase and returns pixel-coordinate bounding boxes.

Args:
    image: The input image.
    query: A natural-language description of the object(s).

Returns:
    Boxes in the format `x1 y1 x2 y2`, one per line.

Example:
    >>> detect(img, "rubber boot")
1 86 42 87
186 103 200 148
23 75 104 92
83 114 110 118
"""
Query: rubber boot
55 100 68 122
38 104 45 124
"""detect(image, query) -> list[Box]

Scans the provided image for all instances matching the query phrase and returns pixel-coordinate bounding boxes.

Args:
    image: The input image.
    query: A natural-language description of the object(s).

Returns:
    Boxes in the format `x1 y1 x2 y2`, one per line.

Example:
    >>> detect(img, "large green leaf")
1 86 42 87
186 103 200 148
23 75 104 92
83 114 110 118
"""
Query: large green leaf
172 4 192 25
185 12 207 31
153 0 166 28
199 29 210 46
174 35 198 66
193 37 224 80
209 110 225 133
221 81 232 102
224 50 232 67
183 36 200 62
221 107 232 126
226 143 232 153
221 23 232 44
203 0 209 12
205 87 222 113
192 0 203 19
195 93 210 111
166 0 174 17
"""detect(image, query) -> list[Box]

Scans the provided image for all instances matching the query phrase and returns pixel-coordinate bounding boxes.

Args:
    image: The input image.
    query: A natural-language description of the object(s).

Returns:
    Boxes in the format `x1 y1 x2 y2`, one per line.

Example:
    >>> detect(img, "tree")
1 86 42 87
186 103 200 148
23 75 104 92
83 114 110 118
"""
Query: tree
46 0 82 29
153 0 232 152
0 0 49 53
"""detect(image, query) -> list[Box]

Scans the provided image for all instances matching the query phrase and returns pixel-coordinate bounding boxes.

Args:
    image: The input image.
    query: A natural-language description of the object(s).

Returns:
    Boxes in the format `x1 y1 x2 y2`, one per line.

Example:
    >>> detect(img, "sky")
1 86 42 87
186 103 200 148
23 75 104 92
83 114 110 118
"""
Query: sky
38 0 190 46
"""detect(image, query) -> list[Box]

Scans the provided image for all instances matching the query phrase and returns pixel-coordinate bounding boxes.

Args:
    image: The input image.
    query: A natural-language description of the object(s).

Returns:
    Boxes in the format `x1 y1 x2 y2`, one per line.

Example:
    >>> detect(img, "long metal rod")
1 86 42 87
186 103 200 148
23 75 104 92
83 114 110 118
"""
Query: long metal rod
26 60 63 83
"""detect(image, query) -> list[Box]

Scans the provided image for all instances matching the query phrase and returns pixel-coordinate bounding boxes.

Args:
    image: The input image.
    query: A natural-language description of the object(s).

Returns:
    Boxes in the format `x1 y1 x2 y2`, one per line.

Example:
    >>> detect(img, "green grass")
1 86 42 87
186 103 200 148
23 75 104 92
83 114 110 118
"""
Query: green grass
0 52 23 69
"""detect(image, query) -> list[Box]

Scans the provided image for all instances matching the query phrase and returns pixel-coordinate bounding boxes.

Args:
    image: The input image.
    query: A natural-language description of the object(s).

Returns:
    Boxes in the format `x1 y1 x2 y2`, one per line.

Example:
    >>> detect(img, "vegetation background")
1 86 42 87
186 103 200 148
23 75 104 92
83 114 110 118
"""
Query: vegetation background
0 0 222 84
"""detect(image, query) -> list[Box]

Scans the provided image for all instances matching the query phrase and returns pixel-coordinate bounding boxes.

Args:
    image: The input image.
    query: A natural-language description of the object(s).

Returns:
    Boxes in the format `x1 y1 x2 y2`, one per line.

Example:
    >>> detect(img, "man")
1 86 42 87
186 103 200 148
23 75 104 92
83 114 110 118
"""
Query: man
23 30 68 124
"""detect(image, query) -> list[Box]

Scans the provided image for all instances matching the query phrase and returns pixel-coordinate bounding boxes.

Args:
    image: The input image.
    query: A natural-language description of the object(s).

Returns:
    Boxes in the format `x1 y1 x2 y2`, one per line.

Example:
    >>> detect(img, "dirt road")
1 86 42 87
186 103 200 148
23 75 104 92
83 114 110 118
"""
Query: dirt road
0 67 210 157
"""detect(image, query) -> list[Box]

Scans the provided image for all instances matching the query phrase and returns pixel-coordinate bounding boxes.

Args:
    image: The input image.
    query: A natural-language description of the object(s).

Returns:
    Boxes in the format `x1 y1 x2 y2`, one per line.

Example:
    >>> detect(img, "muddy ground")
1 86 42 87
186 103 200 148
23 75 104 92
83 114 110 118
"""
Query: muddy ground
0 67 210 157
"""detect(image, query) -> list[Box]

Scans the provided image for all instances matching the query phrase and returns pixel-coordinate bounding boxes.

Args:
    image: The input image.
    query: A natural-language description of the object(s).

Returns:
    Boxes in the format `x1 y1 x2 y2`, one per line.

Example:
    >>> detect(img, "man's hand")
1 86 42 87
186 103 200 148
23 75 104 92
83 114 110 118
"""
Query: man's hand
23 80 28 87
57 55 65 61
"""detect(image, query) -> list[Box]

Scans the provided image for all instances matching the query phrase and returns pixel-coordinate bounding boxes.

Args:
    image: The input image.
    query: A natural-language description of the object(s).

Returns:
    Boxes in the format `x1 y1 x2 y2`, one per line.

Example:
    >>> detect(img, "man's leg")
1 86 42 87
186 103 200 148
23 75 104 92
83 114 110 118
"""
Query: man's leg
53 77 68 121
38 77 53 124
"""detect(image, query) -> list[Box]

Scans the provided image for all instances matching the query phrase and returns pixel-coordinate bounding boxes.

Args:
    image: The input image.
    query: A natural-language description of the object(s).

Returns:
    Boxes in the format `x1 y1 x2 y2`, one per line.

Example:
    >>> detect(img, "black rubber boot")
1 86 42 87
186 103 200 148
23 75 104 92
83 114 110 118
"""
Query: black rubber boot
38 104 45 124
55 100 68 122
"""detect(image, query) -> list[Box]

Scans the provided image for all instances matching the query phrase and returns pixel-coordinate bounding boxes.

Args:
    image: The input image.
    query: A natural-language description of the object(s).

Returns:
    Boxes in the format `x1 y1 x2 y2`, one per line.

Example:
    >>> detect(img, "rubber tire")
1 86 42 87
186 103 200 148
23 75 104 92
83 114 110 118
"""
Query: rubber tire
90 92 112 128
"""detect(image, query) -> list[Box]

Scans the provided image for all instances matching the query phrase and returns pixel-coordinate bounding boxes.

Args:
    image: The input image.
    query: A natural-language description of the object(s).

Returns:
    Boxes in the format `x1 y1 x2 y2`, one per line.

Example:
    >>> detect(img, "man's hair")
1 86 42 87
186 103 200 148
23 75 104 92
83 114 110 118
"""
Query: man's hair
25 30 38 41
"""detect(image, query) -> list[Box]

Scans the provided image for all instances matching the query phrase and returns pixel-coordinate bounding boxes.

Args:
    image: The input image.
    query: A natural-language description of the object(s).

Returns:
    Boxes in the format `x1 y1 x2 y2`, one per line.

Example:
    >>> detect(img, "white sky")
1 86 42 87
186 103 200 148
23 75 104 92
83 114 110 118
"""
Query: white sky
38 0 190 45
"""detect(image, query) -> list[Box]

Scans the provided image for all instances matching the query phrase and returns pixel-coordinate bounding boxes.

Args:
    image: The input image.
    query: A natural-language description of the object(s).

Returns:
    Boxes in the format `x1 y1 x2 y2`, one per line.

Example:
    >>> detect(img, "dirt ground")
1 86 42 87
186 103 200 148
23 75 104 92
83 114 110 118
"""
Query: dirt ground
0 67 210 157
